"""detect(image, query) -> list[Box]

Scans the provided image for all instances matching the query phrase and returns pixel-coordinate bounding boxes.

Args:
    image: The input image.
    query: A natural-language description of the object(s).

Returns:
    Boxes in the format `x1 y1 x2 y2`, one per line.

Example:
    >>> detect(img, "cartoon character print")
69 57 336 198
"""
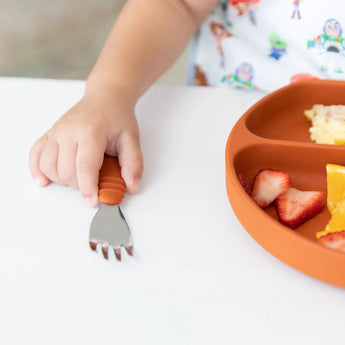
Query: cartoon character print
194 65 209 86
308 18 345 73
269 32 287 60
210 21 233 67
291 0 302 20
221 62 259 89
230 0 260 25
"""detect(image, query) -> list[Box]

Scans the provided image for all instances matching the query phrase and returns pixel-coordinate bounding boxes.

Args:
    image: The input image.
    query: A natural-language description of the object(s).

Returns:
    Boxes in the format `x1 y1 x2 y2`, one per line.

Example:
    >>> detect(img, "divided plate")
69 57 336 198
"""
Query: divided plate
225 79 345 288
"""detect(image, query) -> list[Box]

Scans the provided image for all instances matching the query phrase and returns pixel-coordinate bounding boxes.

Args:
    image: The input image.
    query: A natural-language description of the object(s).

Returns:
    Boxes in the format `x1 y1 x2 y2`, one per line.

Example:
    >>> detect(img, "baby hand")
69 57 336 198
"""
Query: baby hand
29 93 143 206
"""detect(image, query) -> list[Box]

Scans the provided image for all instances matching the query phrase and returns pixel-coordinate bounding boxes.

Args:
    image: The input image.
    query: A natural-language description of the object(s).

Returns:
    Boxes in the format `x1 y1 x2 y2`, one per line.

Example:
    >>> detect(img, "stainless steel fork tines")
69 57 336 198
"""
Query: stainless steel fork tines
89 154 133 261
89 203 133 261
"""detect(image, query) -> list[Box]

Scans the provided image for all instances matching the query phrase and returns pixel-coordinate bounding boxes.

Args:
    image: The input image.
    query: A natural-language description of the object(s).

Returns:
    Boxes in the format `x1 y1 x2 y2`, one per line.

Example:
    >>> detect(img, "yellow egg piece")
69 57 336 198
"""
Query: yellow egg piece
305 105 345 145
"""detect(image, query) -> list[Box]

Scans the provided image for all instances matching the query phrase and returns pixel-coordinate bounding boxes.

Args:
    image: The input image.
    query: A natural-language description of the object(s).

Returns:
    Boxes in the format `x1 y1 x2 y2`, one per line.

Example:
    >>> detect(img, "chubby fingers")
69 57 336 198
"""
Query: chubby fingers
29 133 106 208
30 135 79 189
117 131 143 194
29 135 54 187
29 129 142 206
57 142 78 189
76 137 106 206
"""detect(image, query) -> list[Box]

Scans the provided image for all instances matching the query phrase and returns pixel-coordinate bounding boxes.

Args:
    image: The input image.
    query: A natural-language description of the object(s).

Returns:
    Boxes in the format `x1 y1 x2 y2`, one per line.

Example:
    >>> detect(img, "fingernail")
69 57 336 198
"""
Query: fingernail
34 177 45 187
132 178 141 193
85 194 99 207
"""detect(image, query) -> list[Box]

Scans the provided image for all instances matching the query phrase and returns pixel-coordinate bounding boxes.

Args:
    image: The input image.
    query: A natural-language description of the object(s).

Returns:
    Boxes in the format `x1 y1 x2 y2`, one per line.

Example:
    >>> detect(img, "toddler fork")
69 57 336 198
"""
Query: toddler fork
89 154 133 261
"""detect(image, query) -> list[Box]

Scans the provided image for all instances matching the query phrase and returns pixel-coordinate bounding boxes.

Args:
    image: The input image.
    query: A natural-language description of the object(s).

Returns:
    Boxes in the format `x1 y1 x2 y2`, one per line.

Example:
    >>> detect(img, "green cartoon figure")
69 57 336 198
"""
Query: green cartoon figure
269 32 287 60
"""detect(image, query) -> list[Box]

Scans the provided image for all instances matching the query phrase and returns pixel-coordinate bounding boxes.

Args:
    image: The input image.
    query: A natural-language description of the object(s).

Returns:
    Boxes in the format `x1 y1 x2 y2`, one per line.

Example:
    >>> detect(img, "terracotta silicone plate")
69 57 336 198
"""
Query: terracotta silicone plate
225 79 345 288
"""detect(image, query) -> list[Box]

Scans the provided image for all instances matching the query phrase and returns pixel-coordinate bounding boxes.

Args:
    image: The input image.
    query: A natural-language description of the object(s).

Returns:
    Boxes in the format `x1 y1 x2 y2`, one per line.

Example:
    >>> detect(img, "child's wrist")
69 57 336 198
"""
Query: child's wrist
84 79 138 108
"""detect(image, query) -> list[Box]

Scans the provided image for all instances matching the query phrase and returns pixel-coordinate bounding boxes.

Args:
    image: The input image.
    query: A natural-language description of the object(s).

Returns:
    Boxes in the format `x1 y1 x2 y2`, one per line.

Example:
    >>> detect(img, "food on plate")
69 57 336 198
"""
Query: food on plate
251 169 291 208
238 174 252 197
275 188 325 229
317 164 345 239
317 164 345 251
317 200 345 239
317 230 345 252
238 168 324 229
324 163 345 212
304 104 345 145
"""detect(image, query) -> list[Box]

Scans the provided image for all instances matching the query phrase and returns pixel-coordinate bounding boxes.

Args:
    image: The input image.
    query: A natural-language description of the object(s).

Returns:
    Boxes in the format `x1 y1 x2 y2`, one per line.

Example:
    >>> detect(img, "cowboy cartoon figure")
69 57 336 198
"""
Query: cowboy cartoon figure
291 0 302 20
210 21 233 67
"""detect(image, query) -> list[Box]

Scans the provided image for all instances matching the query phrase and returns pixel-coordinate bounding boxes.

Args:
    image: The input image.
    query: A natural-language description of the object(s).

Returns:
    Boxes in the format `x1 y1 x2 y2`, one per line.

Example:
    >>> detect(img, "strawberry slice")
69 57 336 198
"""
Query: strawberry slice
238 174 252 197
251 169 291 208
318 230 345 252
275 187 325 229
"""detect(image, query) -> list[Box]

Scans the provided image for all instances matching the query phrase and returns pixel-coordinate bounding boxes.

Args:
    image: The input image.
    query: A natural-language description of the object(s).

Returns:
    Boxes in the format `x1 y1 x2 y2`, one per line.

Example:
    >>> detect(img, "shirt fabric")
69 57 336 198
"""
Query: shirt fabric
192 0 345 92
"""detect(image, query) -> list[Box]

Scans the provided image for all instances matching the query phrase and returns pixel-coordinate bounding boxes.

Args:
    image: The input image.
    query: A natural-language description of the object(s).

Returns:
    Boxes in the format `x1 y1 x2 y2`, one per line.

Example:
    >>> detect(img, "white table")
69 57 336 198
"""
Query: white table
1 77 344 345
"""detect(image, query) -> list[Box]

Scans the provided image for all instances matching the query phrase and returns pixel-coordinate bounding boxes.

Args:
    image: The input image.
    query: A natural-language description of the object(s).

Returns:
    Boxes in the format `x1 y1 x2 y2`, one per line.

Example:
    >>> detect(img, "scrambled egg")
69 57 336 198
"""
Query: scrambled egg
304 104 345 145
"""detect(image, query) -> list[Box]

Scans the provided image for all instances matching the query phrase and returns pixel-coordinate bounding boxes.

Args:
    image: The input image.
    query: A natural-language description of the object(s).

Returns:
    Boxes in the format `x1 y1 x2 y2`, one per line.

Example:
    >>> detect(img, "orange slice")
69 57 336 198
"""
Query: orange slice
317 164 345 239
325 164 345 212
317 200 345 238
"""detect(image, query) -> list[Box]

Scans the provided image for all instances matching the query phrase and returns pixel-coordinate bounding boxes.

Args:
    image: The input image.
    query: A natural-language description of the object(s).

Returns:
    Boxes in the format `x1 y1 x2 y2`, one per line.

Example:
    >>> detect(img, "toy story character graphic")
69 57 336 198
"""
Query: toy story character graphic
268 32 287 60
230 0 260 25
221 62 259 89
291 0 302 20
210 21 233 67
194 65 209 86
308 18 345 73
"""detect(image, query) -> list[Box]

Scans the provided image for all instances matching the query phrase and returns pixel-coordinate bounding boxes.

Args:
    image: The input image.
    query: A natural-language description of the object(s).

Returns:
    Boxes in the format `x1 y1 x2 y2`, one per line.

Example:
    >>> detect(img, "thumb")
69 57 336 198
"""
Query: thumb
117 132 143 194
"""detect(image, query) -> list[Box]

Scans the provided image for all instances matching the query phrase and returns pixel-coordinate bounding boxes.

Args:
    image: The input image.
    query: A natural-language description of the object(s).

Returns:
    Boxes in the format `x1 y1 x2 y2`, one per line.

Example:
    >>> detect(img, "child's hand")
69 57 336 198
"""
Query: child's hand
29 92 143 207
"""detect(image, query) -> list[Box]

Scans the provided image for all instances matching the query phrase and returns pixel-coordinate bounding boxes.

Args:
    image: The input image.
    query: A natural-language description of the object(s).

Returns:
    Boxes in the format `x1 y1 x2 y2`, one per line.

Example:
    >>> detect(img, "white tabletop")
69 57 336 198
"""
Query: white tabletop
1 77 345 345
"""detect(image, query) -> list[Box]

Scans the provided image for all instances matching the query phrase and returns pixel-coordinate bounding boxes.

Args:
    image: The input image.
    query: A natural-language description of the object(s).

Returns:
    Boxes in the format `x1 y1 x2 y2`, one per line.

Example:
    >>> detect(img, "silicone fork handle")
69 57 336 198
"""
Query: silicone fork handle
98 154 126 205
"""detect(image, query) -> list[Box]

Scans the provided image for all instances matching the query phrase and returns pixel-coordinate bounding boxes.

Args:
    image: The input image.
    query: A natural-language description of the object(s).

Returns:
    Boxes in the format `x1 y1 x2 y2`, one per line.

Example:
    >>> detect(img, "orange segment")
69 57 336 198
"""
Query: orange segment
317 200 345 238
326 164 345 212
317 164 345 239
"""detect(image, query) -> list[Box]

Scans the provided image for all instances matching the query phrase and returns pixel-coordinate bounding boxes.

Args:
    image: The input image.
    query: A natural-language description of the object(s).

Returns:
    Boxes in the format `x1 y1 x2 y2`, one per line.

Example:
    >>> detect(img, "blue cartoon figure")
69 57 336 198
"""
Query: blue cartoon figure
221 62 259 89
269 32 287 60
308 18 345 73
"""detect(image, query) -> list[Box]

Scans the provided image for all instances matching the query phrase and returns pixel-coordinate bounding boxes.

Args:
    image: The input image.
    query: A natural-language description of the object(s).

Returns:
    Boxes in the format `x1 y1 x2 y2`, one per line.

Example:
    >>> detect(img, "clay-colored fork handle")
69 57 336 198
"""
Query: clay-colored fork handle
98 154 126 205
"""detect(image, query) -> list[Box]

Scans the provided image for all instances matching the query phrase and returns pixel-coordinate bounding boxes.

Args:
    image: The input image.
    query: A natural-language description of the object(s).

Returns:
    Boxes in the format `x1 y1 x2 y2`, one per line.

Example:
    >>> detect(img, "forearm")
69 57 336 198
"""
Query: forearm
85 0 217 104
30 0 218 202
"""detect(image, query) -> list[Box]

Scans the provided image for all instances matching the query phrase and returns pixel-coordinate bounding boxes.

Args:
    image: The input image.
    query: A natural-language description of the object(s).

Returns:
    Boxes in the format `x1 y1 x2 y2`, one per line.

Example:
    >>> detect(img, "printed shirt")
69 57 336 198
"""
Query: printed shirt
193 0 345 92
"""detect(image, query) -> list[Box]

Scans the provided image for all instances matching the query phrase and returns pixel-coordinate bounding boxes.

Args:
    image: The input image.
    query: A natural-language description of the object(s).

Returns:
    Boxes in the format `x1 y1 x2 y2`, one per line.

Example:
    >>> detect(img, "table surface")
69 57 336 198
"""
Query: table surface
1 77 345 345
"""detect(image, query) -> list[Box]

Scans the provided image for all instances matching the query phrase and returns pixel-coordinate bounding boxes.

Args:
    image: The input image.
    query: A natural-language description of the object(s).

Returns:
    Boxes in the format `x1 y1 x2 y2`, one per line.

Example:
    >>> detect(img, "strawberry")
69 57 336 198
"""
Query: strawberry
251 169 291 208
238 174 252 197
275 187 325 229
318 230 345 252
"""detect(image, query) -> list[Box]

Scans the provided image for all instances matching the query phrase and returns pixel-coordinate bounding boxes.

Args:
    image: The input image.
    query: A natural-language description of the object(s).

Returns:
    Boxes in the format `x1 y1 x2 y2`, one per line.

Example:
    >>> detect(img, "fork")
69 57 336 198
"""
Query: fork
89 154 133 261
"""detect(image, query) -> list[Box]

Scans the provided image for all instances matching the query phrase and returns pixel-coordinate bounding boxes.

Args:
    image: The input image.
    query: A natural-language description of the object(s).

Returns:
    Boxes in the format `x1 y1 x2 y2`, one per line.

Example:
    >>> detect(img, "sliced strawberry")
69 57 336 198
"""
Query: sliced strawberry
238 174 252 197
251 169 291 208
318 231 345 252
275 187 325 229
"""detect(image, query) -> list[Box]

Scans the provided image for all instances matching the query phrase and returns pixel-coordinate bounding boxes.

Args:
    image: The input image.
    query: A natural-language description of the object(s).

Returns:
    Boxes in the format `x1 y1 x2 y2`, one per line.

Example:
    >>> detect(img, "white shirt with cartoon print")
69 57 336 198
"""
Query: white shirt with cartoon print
193 0 345 92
